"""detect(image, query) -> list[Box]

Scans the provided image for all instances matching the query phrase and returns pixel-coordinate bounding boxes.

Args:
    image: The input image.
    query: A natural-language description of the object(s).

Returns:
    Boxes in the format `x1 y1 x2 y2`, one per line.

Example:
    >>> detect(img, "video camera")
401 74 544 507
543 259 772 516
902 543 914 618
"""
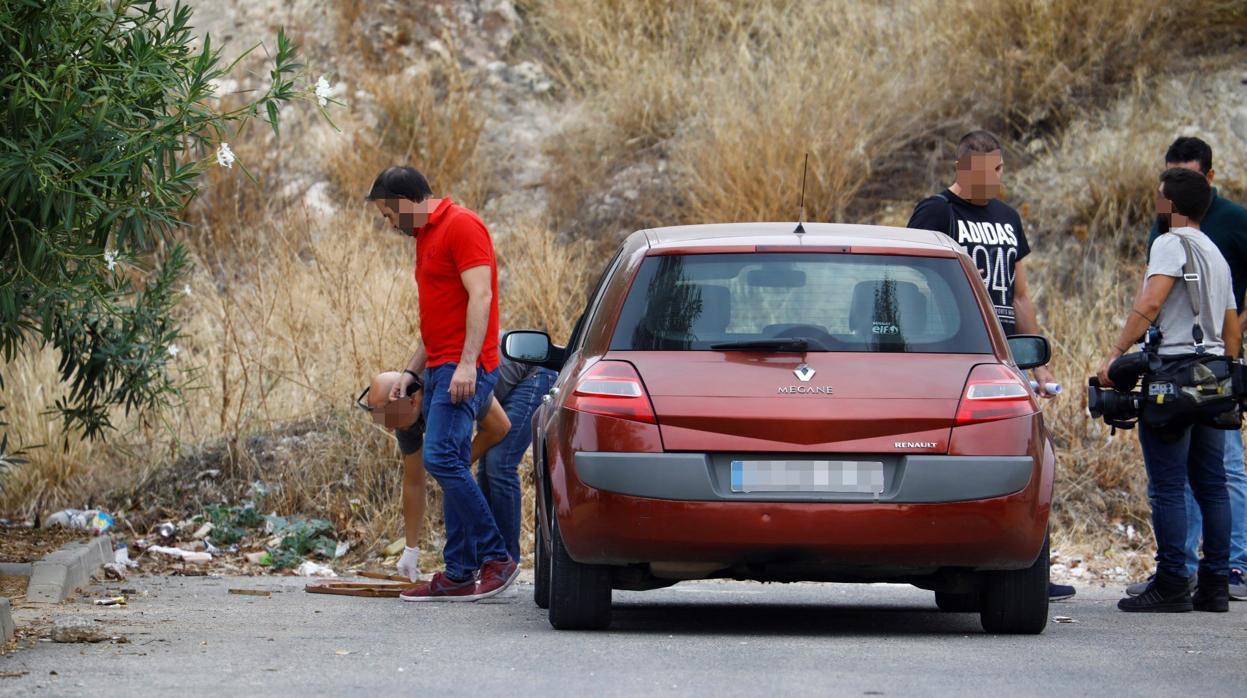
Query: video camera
1088 326 1246 432
1087 350 1156 430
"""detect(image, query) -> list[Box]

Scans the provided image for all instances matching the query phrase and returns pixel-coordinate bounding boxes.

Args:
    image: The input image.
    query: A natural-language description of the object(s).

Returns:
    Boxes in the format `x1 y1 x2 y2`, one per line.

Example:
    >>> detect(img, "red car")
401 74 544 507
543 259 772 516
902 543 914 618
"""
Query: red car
504 223 1055 634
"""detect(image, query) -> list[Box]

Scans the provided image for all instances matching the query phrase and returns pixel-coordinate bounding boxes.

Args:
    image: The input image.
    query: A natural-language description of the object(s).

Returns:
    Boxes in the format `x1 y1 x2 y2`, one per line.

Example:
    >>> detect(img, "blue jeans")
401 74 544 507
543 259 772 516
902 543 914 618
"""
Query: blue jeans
422 363 508 581
1139 422 1231 577
1154 430 1247 576
479 369 556 560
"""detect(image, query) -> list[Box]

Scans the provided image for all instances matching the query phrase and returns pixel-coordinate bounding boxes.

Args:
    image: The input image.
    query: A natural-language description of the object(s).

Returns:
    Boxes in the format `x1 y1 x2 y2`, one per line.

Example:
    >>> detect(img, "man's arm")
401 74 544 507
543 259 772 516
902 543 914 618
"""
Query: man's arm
470 397 510 464
1011 263 1058 397
448 264 493 403
390 343 428 402
1012 263 1041 334
1097 274 1177 385
1225 307 1242 359
406 344 428 375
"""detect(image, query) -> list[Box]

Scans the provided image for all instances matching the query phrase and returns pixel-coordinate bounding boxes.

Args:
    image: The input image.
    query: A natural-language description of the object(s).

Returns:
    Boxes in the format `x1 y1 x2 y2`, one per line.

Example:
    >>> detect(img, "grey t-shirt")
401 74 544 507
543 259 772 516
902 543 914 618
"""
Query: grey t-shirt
492 354 539 404
1146 227 1236 357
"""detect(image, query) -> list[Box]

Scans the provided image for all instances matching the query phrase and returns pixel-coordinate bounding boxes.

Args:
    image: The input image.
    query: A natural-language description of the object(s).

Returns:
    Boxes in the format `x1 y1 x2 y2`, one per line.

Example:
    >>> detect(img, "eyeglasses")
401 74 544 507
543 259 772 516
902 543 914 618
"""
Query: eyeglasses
355 386 375 413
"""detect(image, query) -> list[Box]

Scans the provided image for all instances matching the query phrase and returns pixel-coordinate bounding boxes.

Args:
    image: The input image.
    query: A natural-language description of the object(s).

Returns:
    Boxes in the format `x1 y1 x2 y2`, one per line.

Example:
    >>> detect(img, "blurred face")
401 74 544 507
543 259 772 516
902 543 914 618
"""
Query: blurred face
367 377 423 429
955 150 1004 202
373 198 434 236
1154 182 1198 232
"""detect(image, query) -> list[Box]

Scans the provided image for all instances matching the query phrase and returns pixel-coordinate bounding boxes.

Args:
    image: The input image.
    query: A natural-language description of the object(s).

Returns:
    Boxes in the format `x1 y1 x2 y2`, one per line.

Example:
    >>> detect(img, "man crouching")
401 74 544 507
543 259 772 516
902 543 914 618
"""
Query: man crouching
360 370 511 582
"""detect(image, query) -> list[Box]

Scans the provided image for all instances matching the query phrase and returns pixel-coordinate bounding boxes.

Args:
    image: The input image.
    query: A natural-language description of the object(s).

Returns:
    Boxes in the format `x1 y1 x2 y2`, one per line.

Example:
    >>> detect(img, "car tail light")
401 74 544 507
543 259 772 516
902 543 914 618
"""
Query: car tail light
566 361 657 424
954 364 1037 426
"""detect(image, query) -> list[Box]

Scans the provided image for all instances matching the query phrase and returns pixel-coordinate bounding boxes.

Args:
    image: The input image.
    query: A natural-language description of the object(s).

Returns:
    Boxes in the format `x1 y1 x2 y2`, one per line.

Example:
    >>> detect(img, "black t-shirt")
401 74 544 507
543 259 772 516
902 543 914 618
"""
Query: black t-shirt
907 189 1030 334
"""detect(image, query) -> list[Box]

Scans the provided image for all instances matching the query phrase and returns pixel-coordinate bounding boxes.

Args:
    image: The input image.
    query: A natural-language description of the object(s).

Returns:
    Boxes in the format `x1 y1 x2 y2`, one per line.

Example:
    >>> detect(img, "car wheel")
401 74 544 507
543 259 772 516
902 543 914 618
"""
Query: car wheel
934 590 981 613
534 516 550 609
548 514 611 630
979 534 1049 634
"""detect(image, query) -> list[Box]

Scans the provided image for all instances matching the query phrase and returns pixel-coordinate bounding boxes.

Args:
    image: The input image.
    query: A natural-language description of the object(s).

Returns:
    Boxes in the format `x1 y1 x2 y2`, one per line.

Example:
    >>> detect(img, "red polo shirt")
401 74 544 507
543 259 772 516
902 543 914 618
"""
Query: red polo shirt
414 198 500 371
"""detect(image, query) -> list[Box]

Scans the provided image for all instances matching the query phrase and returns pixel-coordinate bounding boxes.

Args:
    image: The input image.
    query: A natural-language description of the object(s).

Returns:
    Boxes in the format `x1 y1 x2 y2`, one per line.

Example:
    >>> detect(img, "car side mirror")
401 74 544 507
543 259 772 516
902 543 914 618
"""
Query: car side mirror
1007 334 1050 370
502 330 566 370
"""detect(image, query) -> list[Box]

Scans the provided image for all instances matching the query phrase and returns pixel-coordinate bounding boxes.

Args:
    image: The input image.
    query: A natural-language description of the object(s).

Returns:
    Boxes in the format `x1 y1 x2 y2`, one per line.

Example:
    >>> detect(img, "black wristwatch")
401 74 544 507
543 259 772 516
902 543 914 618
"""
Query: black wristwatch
403 369 423 389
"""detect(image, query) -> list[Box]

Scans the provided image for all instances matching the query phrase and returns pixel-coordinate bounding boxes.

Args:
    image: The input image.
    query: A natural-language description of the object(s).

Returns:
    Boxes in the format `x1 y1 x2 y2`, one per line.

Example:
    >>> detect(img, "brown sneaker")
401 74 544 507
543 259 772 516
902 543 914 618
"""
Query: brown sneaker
474 558 519 601
399 571 483 602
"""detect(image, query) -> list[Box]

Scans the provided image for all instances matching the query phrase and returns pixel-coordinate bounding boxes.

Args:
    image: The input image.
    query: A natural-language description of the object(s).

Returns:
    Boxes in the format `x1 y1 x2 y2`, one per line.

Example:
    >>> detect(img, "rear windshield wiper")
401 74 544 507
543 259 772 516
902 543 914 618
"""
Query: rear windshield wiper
709 338 809 352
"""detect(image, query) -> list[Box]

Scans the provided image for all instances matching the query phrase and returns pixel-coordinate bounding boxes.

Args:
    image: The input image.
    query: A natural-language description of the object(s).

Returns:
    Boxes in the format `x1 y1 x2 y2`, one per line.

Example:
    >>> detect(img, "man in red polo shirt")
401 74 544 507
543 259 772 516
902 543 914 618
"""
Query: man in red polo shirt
367 165 517 601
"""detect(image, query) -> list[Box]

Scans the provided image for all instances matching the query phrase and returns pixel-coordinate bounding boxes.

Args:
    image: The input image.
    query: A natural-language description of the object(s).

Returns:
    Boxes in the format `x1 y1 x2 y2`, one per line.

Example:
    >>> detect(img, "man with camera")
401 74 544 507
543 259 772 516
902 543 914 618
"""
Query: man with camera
1096 168 1238 612
1123 137 1247 602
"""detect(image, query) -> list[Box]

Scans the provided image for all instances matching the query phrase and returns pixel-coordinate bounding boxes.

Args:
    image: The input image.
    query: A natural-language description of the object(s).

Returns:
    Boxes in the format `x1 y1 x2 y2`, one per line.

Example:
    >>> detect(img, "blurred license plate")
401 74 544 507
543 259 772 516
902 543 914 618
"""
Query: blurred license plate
730 460 884 494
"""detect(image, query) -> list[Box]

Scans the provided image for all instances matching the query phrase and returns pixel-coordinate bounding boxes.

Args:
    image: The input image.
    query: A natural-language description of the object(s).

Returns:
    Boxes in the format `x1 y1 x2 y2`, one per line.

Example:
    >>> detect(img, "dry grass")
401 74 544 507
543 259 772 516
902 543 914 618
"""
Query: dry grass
530 0 1242 237
324 57 494 209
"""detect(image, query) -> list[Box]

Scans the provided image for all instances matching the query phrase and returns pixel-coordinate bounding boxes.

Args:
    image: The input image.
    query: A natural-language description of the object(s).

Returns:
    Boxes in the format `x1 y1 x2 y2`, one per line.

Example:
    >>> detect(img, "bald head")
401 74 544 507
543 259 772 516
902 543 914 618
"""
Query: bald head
370 371 403 408
366 371 422 430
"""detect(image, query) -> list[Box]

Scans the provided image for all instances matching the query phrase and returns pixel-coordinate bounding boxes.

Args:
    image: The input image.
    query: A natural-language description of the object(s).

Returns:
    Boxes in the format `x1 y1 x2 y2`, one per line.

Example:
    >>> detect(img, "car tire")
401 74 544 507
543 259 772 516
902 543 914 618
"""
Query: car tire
548 515 612 630
979 534 1049 634
534 516 550 610
934 590 981 613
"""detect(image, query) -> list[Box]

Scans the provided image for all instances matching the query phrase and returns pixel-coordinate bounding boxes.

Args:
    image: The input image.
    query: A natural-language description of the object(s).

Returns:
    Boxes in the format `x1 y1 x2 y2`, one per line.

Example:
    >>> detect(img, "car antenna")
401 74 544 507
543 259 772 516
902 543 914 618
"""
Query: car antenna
794 152 808 236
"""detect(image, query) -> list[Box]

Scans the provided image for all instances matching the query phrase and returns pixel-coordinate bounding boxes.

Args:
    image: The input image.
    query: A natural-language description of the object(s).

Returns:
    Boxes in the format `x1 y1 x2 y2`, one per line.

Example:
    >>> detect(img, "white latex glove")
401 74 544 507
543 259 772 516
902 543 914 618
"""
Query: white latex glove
397 546 421 582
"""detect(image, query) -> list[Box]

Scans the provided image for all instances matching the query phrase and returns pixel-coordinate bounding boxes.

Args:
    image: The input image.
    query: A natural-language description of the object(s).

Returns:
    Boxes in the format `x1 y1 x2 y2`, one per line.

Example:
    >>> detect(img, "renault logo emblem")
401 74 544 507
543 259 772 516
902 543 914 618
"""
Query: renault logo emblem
793 364 815 382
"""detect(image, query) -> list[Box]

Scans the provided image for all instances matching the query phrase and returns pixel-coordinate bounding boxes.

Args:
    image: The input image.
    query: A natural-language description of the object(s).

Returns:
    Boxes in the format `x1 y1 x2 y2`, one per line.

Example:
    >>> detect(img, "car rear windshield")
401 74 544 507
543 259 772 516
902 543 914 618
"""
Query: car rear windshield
609 253 992 353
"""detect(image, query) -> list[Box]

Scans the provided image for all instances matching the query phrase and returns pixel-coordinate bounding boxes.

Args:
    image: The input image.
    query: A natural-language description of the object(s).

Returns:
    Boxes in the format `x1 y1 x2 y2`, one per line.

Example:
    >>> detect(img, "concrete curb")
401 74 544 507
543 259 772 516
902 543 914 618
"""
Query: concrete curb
0 562 32 577
0 598 13 643
26 535 113 604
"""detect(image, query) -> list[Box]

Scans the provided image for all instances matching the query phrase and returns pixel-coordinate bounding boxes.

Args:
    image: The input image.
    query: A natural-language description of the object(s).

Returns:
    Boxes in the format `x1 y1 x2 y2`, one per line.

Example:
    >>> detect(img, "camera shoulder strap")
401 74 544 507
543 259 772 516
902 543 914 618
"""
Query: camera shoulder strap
1177 234 1205 353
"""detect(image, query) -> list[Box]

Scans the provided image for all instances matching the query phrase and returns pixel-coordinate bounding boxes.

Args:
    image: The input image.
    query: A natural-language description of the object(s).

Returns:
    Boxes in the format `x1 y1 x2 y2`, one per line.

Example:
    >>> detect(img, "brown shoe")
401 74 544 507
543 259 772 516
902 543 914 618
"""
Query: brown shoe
399 571 483 602
474 558 519 601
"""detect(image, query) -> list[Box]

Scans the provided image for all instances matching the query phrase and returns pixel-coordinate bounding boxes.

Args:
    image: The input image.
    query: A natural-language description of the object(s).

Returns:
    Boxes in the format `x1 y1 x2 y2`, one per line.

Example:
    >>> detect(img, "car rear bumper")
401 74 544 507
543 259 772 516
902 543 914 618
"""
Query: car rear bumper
574 452 1033 503
560 452 1048 571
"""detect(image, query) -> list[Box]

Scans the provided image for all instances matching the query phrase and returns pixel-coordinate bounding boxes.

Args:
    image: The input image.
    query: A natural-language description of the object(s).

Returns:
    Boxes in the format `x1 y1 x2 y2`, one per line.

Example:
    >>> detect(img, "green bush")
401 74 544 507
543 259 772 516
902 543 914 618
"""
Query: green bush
0 0 334 444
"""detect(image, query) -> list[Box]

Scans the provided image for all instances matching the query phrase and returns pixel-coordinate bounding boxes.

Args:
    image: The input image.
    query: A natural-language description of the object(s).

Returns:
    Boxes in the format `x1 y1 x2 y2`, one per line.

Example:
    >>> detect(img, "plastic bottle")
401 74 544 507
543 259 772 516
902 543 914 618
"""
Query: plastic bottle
1028 380 1062 395
114 544 137 568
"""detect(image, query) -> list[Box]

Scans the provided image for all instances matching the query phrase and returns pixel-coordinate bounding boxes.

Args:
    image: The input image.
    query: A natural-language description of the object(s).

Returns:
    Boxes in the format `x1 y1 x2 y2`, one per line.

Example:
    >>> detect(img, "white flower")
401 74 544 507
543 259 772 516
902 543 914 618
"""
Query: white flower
104 248 118 271
182 284 193 297
315 75 332 107
167 344 180 358
216 142 235 169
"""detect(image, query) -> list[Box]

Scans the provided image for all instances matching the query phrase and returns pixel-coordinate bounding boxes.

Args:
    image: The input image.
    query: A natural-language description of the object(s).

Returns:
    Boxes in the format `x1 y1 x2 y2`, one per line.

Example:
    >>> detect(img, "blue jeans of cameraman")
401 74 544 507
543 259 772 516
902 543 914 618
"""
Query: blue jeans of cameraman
478 368 557 561
1146 430 1247 576
1139 422 1231 578
422 363 510 582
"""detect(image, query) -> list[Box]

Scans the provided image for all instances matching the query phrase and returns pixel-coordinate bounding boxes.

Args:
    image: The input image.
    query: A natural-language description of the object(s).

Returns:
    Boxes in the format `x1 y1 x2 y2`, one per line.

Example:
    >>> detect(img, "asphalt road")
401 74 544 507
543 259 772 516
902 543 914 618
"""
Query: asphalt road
1 574 1244 697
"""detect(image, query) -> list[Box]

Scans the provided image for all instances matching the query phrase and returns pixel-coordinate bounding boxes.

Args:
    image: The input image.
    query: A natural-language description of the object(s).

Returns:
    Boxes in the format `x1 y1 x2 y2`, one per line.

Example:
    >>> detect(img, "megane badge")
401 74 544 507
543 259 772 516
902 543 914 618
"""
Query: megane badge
793 364 815 382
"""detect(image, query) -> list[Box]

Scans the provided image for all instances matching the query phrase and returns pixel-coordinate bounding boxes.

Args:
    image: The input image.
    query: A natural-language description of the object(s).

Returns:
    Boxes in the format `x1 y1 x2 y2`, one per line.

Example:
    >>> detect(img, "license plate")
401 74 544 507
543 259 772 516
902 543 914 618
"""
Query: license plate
730 460 885 494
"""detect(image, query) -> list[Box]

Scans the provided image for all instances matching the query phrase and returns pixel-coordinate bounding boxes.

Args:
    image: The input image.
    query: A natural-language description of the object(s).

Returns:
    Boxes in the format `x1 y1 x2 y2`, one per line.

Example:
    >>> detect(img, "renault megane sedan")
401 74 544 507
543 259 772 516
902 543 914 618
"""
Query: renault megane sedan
503 222 1055 634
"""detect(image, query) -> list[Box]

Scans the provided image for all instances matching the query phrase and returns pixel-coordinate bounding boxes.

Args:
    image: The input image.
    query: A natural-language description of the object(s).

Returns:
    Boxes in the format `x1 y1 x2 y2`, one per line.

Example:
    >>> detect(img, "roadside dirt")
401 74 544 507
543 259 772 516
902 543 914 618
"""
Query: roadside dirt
0 527 86 563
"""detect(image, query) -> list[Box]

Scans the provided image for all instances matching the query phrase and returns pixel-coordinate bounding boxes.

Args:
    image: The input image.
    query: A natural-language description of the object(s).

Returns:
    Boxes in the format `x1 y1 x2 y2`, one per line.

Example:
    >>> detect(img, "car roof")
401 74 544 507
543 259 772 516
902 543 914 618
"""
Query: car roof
638 222 960 255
